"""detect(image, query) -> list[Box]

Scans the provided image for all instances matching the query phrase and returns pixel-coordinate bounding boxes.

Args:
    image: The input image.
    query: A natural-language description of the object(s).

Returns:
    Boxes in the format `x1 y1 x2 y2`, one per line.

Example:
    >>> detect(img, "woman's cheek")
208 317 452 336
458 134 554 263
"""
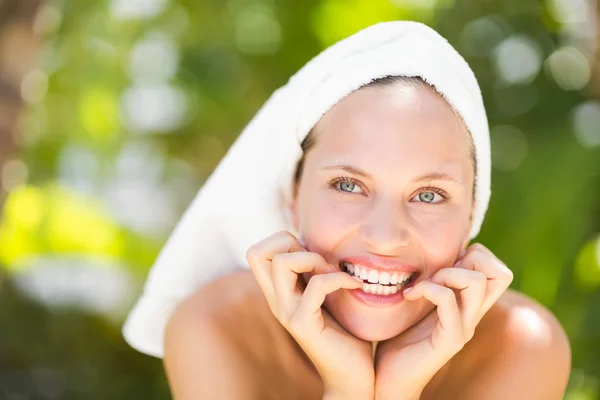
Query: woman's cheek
416 212 467 269
304 197 361 246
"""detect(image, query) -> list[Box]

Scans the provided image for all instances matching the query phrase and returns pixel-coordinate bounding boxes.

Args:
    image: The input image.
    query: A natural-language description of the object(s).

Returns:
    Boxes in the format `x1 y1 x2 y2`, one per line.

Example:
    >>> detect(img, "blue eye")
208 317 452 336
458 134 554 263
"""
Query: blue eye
339 181 360 193
419 192 435 202
338 182 361 193
413 188 449 205
328 176 365 195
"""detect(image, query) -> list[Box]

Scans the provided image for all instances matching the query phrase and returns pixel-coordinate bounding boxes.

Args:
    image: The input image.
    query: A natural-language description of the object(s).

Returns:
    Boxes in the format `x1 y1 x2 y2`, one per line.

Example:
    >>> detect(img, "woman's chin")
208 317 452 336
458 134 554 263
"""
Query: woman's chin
347 326 403 342
323 296 415 341
334 312 409 342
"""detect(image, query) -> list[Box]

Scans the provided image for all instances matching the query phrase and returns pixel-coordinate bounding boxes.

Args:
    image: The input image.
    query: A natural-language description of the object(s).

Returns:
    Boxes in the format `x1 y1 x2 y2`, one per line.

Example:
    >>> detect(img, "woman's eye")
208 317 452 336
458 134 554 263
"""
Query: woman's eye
338 181 363 193
327 176 366 195
413 191 444 204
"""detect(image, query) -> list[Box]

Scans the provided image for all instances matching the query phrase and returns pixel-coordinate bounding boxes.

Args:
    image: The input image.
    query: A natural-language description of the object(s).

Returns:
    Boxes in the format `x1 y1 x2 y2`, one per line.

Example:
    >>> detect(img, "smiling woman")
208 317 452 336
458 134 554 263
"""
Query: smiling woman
122 21 571 400
288 76 477 343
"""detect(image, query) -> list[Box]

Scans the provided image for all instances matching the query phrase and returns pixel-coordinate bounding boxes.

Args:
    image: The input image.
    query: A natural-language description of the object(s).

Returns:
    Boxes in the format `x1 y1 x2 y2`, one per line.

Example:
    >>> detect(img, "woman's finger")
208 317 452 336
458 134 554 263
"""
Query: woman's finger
245 230 305 302
289 272 362 333
271 251 331 318
457 244 513 315
429 268 487 337
403 281 462 348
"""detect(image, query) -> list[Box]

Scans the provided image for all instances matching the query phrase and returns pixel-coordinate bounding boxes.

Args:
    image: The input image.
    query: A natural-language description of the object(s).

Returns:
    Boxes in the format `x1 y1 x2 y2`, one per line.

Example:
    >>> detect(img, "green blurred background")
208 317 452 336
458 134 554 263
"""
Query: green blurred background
0 0 598 398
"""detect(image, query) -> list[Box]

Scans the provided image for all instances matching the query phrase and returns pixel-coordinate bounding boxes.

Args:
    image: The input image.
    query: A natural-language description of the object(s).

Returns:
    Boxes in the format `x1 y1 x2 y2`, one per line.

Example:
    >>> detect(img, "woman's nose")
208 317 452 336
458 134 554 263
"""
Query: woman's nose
359 200 411 256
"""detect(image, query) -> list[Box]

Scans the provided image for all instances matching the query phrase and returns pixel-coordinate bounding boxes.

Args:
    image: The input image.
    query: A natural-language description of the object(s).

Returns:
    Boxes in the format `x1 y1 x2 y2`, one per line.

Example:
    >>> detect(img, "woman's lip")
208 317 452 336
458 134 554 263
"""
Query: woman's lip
348 287 405 306
339 254 420 273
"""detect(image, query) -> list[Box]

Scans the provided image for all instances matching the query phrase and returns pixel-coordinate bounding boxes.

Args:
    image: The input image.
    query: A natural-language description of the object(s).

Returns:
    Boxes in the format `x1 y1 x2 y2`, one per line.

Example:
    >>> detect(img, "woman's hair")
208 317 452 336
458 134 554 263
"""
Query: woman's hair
292 75 477 199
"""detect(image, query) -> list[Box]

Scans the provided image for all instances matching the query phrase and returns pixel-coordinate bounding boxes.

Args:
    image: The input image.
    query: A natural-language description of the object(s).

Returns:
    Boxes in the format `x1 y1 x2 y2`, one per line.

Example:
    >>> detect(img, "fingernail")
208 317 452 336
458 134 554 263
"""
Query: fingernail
453 260 462 268
403 287 413 294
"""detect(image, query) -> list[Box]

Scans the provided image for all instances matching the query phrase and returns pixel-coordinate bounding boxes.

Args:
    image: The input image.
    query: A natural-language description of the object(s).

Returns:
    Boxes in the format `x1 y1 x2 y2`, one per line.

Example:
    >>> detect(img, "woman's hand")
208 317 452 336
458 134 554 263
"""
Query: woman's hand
374 243 514 400
246 231 375 400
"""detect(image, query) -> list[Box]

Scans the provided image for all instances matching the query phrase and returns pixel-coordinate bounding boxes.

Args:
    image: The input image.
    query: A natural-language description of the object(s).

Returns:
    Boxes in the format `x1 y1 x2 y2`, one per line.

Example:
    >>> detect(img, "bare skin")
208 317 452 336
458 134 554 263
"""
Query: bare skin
164 270 571 400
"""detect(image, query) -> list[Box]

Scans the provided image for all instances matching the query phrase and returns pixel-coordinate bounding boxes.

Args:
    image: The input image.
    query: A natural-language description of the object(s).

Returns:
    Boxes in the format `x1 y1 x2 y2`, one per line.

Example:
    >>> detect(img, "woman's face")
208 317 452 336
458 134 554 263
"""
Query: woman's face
291 83 475 341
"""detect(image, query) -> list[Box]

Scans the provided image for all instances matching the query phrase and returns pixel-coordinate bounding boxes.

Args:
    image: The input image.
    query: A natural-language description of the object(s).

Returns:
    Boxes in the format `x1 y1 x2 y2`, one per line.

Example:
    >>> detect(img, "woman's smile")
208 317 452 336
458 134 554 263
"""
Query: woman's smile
341 261 417 293
335 254 420 306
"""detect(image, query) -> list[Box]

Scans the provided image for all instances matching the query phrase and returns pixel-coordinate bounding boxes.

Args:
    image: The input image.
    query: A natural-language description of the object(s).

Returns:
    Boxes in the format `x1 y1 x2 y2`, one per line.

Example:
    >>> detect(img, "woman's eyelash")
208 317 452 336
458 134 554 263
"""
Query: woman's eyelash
326 175 452 204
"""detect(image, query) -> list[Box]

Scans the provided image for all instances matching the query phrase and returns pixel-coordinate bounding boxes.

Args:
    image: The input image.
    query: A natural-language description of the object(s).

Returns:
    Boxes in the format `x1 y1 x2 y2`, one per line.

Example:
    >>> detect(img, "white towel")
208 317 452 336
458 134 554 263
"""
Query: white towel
122 20 491 358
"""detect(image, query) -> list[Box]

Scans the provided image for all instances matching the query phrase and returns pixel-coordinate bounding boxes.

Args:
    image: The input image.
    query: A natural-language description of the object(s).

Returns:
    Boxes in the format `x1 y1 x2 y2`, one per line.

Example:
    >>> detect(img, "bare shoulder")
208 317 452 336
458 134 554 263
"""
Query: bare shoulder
482 288 571 361
445 288 572 399
163 269 323 400
163 269 271 399
164 268 288 375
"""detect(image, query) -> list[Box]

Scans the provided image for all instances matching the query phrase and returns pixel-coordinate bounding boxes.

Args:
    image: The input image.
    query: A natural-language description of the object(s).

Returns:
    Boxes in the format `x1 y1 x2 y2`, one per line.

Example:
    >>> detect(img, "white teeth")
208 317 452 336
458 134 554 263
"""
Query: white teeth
342 261 416 295
379 271 390 285
367 269 379 283
359 268 368 280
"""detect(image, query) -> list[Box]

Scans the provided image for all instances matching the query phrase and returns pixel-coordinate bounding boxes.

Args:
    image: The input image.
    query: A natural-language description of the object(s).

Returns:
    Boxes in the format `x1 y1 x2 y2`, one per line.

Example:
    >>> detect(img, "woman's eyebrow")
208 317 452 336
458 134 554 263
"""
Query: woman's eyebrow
322 164 370 178
321 165 462 184
414 172 463 184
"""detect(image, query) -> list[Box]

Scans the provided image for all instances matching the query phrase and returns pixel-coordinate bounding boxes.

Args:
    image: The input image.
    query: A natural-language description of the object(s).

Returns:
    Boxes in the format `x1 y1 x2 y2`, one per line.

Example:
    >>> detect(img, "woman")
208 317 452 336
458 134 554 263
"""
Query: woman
123 22 571 399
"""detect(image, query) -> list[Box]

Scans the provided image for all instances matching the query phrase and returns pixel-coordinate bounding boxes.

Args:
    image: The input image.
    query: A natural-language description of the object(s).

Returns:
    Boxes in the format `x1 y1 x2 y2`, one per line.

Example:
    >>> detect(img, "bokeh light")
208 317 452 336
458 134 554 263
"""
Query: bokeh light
493 35 543 85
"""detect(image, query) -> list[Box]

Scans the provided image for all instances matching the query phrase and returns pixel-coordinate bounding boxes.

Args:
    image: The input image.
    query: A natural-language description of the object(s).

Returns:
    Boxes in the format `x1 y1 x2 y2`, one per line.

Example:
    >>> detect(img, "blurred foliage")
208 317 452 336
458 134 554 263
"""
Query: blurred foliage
0 0 599 398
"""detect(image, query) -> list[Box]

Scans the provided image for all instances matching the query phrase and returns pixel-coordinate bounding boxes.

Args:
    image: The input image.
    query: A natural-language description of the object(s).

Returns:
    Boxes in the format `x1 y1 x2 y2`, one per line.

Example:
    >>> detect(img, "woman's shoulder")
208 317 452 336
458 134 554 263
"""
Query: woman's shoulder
164 268 324 399
481 288 571 354
442 288 571 399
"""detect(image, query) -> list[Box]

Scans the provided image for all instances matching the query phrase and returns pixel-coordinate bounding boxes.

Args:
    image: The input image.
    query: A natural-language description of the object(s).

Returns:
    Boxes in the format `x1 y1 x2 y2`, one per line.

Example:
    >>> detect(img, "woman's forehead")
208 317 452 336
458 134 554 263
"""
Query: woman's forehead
309 84 472 167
